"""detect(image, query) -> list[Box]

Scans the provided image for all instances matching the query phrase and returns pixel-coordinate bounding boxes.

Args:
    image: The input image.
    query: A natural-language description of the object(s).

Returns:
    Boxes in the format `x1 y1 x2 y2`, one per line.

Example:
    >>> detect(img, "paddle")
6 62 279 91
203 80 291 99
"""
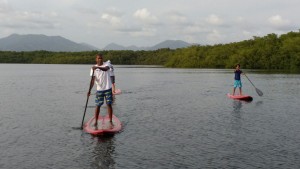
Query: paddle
80 69 95 129
244 74 263 96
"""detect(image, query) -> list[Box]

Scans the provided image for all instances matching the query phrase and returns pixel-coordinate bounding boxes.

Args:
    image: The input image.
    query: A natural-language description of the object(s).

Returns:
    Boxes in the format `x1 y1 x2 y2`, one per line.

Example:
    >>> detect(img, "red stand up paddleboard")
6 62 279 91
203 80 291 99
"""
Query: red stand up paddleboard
113 89 122 95
227 93 253 101
84 114 122 135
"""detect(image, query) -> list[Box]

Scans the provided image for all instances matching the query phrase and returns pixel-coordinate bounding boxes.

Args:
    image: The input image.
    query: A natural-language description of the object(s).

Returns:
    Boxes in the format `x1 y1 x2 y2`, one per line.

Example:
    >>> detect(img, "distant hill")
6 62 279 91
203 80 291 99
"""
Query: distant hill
103 43 127 50
79 43 99 51
0 33 193 52
0 34 99 52
103 40 192 51
148 40 191 50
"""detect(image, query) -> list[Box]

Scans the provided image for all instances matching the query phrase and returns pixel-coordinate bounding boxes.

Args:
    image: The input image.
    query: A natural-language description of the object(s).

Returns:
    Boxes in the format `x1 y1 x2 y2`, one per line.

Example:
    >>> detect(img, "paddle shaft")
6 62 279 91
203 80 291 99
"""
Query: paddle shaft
244 74 263 96
244 74 256 88
81 69 95 129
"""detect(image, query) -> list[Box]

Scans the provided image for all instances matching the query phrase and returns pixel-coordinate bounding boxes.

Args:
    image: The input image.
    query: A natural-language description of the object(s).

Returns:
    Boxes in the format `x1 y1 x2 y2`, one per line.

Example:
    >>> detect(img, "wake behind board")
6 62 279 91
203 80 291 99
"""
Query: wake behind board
84 114 122 135
113 89 122 95
227 93 253 101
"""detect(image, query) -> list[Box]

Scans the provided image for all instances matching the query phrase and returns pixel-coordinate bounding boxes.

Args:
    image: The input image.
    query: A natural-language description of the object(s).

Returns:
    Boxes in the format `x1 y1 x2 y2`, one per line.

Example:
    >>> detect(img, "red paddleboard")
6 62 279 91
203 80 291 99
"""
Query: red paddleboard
84 114 122 135
113 89 122 95
227 93 253 101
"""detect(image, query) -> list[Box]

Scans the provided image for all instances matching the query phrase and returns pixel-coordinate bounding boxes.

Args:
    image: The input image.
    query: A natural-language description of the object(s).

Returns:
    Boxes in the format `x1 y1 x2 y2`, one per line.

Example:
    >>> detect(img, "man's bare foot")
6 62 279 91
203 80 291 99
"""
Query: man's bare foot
93 123 98 129
106 121 114 129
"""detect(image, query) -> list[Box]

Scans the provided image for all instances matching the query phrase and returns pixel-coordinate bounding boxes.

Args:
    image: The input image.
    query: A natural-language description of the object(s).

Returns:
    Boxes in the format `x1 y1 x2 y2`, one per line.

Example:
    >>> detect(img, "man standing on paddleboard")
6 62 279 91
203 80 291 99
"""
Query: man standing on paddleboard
232 64 245 96
88 53 114 126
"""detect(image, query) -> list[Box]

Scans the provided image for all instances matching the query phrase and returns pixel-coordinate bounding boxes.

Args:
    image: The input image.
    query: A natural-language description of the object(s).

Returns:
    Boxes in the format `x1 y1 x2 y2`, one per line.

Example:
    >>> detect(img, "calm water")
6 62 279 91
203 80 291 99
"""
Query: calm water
0 64 300 169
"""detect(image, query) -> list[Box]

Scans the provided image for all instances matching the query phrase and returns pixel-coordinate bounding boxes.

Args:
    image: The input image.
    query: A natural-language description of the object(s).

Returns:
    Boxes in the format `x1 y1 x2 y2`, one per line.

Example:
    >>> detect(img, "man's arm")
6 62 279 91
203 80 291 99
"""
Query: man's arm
92 66 109 71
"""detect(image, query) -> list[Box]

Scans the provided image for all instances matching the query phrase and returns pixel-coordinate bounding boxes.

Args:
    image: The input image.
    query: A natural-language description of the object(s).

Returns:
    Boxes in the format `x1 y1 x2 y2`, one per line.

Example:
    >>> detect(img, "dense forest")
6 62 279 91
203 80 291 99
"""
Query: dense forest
1 31 300 71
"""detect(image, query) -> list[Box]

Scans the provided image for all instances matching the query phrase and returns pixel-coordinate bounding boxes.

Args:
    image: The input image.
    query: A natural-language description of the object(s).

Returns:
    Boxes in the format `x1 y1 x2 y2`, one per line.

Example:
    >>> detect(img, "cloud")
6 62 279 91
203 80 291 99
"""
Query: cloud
101 8 125 27
105 7 124 17
101 13 122 27
97 8 158 38
134 8 159 24
166 11 188 24
113 24 157 37
76 7 98 15
206 14 223 25
268 15 293 30
233 16 263 35
0 10 60 29
182 23 209 35
0 0 11 13
236 16 245 23
99 8 157 38
116 26 142 33
130 27 157 37
207 29 224 43
0 1 61 30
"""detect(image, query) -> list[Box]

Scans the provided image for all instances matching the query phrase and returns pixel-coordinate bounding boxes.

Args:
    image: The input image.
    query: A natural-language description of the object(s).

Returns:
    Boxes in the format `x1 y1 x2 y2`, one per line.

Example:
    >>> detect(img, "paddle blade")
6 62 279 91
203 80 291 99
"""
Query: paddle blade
255 88 263 96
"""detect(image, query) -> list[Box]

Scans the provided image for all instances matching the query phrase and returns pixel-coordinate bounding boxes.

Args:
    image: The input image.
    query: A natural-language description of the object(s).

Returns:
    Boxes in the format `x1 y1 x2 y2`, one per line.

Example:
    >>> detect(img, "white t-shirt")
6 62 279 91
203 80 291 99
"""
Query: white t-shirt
90 62 112 91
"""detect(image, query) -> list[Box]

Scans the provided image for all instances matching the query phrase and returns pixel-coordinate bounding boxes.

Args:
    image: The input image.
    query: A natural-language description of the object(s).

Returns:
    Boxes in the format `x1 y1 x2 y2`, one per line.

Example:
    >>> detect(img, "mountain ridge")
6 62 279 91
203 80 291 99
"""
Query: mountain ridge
0 34 99 52
0 34 193 52
103 40 192 51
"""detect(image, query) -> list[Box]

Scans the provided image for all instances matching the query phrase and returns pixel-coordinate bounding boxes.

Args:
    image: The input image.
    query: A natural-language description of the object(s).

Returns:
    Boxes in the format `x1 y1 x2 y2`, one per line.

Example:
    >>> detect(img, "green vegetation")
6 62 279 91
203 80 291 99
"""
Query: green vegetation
1 30 300 71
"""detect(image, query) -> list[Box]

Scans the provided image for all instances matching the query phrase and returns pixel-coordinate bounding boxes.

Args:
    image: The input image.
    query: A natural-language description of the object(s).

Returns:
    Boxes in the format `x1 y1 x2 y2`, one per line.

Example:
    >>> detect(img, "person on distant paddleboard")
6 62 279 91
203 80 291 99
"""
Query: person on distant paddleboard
232 64 245 95
106 60 116 94
87 53 113 126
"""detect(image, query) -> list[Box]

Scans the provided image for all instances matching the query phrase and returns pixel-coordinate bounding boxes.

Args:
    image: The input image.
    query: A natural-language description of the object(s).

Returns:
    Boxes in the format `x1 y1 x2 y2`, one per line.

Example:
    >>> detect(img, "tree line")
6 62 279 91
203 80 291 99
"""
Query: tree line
1 30 300 71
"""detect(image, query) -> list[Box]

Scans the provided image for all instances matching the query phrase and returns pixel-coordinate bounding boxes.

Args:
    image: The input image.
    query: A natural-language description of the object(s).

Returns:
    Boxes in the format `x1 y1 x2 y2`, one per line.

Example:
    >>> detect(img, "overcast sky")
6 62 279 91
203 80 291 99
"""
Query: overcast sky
0 0 299 48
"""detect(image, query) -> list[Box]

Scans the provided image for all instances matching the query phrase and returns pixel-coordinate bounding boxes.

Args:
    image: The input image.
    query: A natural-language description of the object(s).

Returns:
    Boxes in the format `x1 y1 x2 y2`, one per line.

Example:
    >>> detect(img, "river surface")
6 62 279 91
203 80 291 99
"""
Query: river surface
0 64 299 169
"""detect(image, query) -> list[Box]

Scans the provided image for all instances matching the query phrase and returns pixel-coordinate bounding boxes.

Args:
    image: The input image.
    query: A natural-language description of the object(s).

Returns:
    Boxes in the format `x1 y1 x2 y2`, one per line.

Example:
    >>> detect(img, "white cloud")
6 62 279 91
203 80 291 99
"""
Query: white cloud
134 8 158 24
166 11 188 24
182 23 208 35
101 13 122 27
268 15 290 29
99 8 127 30
105 7 124 18
0 9 60 29
206 14 223 25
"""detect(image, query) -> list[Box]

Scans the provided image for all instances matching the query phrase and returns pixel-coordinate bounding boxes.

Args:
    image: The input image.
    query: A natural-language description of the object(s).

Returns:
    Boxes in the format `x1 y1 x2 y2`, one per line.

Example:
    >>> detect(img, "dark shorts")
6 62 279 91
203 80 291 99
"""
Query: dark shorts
95 89 113 106
110 76 115 84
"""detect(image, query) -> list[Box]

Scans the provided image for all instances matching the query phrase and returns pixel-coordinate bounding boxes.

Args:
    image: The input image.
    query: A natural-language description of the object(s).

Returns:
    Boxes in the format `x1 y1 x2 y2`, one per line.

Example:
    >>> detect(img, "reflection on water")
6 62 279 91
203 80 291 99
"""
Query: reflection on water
255 101 264 107
1 64 300 169
90 136 116 169
231 99 255 113
232 100 243 113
